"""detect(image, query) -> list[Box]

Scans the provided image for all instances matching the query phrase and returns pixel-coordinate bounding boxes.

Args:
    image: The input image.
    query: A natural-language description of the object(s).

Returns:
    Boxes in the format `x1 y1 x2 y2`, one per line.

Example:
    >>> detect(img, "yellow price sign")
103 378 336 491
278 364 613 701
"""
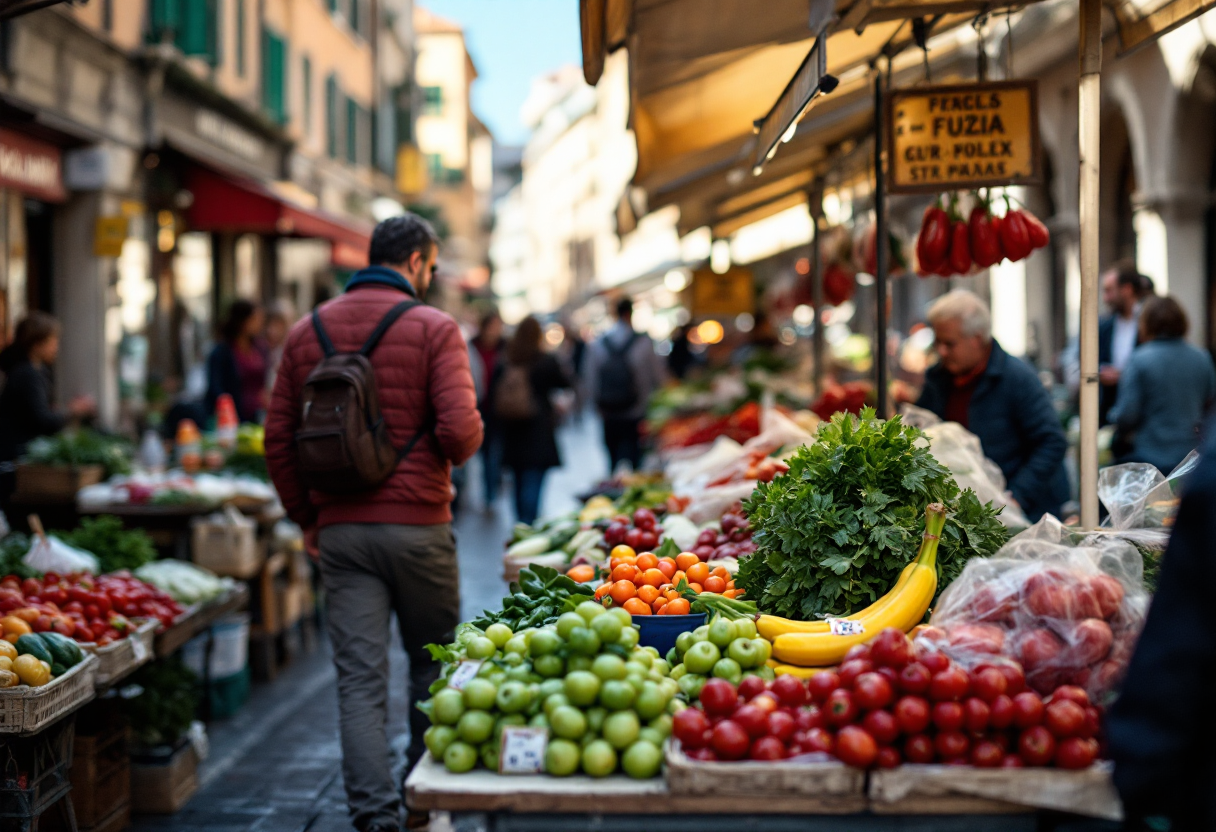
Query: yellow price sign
94 216 128 257
888 81 1041 194
691 267 754 317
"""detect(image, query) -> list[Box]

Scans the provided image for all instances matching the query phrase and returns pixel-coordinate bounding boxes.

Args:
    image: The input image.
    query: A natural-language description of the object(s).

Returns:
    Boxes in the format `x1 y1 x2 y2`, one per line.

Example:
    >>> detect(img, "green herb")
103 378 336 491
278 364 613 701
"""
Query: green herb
222 451 269 481
122 658 200 749
0 534 39 579
469 564 595 631
63 515 157 573
23 428 132 477
736 408 1009 620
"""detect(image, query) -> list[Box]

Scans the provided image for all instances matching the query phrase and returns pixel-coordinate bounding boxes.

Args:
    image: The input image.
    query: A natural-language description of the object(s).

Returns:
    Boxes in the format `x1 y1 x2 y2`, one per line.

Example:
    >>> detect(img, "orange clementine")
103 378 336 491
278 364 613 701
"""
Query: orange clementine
726 580 736 590
609 580 638 606
664 588 680 600
566 564 595 583
635 553 658 571
711 566 730 582
656 558 677 579
687 562 710 585
652 597 668 614
610 545 637 560
636 585 661 605
594 583 612 600
723 589 740 599
688 582 703 594
639 568 666 588
623 597 651 616
610 563 636 583
703 575 727 594
675 552 700 571
671 570 687 587
665 598 691 615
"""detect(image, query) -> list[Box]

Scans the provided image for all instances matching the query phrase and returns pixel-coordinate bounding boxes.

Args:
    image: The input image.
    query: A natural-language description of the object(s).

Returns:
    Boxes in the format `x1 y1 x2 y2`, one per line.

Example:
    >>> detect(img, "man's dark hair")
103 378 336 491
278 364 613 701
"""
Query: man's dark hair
1111 259 1146 292
221 299 259 344
368 213 439 266
616 297 633 320
1138 274 1155 298
1140 295 1188 340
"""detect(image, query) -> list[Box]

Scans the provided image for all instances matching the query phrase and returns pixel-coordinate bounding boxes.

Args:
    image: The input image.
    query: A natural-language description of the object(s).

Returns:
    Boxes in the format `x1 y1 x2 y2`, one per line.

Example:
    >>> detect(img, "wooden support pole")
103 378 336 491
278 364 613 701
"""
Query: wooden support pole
809 180 826 396
873 68 890 417
1078 0 1102 528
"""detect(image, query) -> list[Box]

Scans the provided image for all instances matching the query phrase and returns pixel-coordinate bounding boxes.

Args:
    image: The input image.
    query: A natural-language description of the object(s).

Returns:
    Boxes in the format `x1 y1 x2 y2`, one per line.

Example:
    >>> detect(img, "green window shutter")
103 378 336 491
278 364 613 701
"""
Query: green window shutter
301 56 312 138
261 28 287 125
235 0 246 76
178 0 218 65
422 86 443 115
394 83 412 143
346 97 358 164
149 0 179 42
327 0 338 13
349 0 359 35
326 74 339 158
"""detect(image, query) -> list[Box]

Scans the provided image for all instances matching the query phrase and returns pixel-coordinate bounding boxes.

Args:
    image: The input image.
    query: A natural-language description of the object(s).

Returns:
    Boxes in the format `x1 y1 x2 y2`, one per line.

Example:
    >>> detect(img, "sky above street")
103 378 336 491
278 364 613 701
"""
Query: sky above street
424 0 581 146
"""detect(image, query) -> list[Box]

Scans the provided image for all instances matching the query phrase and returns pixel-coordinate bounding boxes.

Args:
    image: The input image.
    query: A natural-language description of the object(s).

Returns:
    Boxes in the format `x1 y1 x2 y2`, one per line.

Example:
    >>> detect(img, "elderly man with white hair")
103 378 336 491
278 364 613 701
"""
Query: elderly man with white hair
915 289 1069 521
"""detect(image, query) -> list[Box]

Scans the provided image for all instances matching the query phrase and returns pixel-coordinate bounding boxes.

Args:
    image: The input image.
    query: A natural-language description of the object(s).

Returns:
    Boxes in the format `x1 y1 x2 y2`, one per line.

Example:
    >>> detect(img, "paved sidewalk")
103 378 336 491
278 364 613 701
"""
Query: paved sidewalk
127 418 610 832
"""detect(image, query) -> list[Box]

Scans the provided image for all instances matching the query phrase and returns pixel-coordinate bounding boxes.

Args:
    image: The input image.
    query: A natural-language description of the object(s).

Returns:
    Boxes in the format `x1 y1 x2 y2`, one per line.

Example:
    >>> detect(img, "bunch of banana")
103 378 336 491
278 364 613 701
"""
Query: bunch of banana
761 503 945 668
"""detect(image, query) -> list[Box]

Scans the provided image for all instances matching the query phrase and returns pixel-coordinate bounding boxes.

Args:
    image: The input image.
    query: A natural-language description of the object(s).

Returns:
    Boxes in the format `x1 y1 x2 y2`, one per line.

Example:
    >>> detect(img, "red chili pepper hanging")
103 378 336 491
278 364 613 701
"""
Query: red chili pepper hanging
823 263 856 306
1022 208 1051 250
917 203 950 274
970 205 1003 268
1000 207 1033 262
947 220 972 275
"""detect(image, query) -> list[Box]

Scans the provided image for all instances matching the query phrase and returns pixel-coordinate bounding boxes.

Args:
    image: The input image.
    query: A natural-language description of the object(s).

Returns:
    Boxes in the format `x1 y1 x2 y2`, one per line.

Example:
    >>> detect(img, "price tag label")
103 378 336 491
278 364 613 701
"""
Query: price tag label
446 660 483 691
828 619 865 637
130 634 149 663
499 726 548 774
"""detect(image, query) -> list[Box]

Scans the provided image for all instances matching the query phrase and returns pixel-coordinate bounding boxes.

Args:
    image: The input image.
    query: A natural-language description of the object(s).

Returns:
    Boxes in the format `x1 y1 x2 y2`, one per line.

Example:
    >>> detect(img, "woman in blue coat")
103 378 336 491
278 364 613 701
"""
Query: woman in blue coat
1109 295 1216 474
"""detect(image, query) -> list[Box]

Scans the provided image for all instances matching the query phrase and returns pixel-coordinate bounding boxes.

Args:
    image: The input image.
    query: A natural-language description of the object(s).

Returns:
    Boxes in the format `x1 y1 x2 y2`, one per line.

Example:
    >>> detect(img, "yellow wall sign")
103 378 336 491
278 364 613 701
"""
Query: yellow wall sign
691 267 754 317
94 216 129 257
888 81 1041 194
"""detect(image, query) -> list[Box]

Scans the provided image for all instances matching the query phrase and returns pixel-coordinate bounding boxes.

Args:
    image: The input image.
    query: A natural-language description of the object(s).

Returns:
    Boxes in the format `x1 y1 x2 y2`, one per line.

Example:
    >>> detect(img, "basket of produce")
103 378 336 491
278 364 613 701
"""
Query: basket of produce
14 429 132 503
82 618 158 689
0 641 98 734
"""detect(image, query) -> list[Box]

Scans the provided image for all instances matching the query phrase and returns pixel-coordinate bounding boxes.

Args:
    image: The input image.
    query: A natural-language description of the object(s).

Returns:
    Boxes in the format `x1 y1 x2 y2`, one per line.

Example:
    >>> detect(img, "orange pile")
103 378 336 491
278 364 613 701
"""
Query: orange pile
592 545 741 616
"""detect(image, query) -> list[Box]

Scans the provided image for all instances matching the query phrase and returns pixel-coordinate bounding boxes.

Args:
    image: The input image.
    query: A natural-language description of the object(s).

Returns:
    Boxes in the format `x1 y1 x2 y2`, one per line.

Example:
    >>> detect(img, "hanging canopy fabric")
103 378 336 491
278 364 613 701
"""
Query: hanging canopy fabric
1109 0 1216 52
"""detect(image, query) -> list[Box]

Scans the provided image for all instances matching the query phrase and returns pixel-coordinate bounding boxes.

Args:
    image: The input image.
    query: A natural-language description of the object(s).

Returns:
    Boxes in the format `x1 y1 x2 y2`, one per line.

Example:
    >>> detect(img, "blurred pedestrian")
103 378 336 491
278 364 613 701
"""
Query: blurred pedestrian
205 299 267 423
584 298 663 472
0 312 95 512
468 309 504 510
1108 423 1216 831
264 214 482 832
1098 262 1146 426
1109 295 1216 474
264 299 296 396
667 323 698 380
915 290 1069 521
492 316 570 525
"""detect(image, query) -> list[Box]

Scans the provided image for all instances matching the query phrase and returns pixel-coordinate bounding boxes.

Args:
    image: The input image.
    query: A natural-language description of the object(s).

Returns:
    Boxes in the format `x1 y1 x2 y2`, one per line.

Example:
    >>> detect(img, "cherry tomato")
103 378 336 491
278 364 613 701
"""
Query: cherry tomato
825 689 857 726
897 662 932 695
894 696 931 734
1018 726 1057 766
853 672 894 711
929 667 970 702
931 701 964 732
862 709 900 745
835 726 879 768
904 733 935 764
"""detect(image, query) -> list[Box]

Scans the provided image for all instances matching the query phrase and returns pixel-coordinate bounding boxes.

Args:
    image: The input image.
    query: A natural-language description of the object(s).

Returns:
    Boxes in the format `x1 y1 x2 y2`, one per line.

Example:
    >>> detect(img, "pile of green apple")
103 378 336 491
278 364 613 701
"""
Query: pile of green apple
667 616 776 700
422 601 680 779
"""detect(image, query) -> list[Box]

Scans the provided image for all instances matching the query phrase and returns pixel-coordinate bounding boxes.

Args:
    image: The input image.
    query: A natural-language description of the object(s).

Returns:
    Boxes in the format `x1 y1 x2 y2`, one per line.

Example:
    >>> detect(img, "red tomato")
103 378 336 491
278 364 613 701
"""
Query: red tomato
917 648 951 674
699 679 739 717
1089 575 1124 619
807 671 841 703
1018 726 1057 766
749 736 787 761
1048 685 1091 709
934 731 970 760
904 733 935 763
869 628 912 669
1012 691 1045 728
838 658 873 689
853 672 894 711
796 705 824 732
971 740 1004 768
751 693 779 714
624 527 646 551
835 726 879 768
894 696 931 734
929 667 970 702
1044 699 1087 739
970 667 1008 702
688 747 717 762
997 663 1026 696
963 697 990 734
931 701 964 732
804 727 835 755
989 695 1016 730
737 676 768 701
733 704 769 739
632 508 657 531
1082 706 1102 740
825 689 857 726
711 721 751 760
769 675 806 708
21 578 42 597
843 643 872 663
1001 753 1025 768
876 746 902 769
673 708 710 749
1055 737 1099 770
767 711 797 743
862 709 900 745
897 662 932 695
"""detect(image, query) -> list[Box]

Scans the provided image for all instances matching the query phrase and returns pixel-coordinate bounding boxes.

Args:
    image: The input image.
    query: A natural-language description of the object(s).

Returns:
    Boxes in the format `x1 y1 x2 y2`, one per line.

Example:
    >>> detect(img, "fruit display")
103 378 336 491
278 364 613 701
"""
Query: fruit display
0 630 86 687
667 615 774 698
592 548 742 616
601 508 665 555
918 524 1149 700
915 193 1050 278
420 605 677 779
688 506 755 561
736 410 1008 621
0 571 181 644
469 565 595 631
674 627 1101 771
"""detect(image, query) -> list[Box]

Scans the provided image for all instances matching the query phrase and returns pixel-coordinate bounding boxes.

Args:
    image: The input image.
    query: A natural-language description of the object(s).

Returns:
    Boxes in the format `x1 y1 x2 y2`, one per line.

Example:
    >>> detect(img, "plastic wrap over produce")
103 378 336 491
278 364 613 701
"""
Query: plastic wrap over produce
918 515 1148 701
1095 452 1196 547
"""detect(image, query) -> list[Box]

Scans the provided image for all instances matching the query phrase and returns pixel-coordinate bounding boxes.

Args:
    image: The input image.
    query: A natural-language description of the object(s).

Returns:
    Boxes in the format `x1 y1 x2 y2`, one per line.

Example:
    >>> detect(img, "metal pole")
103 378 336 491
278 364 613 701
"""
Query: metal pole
873 67 890 417
1078 0 1102 528
809 181 826 396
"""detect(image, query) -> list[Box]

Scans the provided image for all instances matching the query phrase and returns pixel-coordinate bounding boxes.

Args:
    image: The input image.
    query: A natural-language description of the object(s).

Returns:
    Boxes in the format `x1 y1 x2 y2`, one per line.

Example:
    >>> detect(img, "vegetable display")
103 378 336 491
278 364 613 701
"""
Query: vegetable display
592 548 741 616
0 630 85 687
736 410 1008 621
23 428 132 477
667 616 773 698
135 560 231 605
470 565 595 632
63 515 157 574
0 571 182 643
914 193 1050 278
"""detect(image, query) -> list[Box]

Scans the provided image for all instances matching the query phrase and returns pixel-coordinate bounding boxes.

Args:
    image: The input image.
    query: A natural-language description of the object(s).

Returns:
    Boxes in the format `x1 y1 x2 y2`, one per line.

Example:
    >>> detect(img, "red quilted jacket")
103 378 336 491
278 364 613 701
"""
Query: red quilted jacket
264 286 483 529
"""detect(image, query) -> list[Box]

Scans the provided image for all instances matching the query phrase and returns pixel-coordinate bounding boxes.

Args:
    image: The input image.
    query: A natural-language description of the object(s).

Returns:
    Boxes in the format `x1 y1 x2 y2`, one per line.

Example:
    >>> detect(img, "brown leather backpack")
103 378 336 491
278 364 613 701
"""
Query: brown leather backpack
295 300 431 494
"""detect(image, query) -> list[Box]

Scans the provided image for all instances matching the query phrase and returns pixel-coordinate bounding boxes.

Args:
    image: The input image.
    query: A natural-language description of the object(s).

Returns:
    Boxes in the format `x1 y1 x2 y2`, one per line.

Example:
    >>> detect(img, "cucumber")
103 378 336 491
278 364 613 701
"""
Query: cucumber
40 632 84 667
15 634 53 665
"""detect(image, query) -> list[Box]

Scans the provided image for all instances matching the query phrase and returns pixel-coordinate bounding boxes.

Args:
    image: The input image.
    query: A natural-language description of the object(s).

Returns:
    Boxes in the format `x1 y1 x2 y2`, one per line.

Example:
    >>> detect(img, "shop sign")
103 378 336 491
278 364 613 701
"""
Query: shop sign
887 81 1041 194
94 216 129 257
0 128 66 203
160 93 281 180
691 267 754 316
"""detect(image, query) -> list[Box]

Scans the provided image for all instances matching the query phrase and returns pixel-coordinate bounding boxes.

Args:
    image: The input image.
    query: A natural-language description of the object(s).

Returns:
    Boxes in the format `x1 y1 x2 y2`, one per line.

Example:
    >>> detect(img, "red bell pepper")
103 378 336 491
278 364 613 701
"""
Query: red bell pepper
917 204 951 273
1022 208 1050 249
970 206 1003 268
999 209 1033 262
947 220 972 275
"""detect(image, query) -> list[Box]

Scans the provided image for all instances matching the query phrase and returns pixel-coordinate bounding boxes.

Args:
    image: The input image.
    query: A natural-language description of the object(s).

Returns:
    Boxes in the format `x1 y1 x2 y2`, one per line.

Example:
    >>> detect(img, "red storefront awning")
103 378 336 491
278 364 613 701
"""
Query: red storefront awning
185 167 372 269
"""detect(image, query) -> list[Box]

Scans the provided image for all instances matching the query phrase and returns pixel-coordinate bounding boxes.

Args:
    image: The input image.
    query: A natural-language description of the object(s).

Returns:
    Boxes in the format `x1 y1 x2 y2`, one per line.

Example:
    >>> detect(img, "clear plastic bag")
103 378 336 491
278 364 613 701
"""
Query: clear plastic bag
1096 451 1197 545
919 514 1148 700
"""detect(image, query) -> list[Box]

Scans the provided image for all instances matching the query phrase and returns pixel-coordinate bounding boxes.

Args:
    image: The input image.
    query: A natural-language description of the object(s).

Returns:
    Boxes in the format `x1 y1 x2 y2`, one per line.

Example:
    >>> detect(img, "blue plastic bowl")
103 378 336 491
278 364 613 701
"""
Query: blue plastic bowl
633 612 707 657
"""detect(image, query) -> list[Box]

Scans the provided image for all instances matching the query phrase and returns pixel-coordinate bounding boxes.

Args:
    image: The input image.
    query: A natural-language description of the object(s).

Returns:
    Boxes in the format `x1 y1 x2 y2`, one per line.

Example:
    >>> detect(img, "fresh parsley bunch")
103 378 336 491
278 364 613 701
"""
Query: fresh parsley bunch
736 408 1008 620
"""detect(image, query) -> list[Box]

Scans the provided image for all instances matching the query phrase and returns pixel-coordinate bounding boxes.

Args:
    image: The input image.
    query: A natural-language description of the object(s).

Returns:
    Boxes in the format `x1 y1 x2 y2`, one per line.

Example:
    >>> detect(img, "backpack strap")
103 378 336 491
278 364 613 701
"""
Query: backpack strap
361 300 422 356
311 309 338 358
604 332 638 357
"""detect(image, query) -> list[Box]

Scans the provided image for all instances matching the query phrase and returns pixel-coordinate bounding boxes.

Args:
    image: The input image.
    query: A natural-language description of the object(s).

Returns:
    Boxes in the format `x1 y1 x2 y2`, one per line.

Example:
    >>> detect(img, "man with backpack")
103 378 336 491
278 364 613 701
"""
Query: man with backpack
264 214 482 832
585 297 663 472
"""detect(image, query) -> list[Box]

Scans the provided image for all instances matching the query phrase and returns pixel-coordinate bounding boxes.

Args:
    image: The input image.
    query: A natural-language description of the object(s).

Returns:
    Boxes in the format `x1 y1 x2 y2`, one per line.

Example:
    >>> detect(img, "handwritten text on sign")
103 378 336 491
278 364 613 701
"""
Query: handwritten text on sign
888 82 1040 193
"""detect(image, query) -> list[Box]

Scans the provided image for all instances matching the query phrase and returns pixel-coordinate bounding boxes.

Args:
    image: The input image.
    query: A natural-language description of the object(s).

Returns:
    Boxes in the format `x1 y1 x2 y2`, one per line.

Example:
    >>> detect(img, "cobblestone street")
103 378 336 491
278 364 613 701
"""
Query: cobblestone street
127 418 609 832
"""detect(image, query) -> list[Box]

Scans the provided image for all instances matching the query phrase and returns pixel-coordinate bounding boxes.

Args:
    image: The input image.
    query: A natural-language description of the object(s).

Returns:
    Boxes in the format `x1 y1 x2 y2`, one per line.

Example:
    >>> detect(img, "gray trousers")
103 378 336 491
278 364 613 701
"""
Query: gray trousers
319 523 461 831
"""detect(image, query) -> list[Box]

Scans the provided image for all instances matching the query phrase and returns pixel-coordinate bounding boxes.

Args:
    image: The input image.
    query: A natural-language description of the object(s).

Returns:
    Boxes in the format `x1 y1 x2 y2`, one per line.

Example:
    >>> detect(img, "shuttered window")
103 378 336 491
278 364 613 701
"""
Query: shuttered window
326 74 339 159
150 0 219 65
235 0 246 76
301 56 312 139
261 28 288 125
346 97 358 164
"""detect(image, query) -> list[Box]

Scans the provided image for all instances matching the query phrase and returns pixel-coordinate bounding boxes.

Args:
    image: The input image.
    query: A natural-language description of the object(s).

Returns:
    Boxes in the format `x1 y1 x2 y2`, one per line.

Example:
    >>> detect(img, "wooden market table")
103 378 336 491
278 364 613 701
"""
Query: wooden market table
404 758 1044 832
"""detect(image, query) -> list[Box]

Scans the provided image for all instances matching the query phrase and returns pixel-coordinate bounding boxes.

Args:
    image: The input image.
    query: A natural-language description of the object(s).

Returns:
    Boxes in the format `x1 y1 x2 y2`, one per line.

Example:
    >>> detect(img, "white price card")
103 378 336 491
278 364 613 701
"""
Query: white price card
828 618 865 637
499 726 548 774
446 660 484 691
130 634 149 663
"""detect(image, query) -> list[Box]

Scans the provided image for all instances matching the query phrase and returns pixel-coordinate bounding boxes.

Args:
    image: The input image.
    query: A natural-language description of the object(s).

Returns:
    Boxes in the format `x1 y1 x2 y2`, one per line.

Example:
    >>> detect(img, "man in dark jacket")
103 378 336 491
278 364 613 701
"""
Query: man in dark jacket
1108 425 1216 831
916 290 1069 521
265 215 483 832
1098 262 1146 426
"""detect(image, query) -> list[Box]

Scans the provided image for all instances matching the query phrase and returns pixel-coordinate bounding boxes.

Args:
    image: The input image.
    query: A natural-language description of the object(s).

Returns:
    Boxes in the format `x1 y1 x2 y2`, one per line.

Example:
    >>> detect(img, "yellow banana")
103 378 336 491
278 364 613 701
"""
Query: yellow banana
755 558 919 640
768 661 831 679
770 503 944 668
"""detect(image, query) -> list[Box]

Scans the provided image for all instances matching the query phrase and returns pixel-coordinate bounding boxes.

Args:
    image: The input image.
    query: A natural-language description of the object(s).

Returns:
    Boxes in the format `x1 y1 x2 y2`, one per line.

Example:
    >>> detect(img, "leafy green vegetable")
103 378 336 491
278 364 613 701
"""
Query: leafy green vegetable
470 564 594 630
221 451 269 481
23 428 132 477
736 408 1009 620
122 658 200 749
0 534 39 579
63 515 157 574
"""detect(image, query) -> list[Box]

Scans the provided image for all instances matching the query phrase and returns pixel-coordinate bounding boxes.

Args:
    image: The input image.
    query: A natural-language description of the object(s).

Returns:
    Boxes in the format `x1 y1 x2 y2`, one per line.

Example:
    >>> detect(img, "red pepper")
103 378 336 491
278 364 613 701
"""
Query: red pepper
917 204 950 273
1022 208 1050 249
999 209 1032 262
947 220 972 275
970 206 1003 268
824 263 856 305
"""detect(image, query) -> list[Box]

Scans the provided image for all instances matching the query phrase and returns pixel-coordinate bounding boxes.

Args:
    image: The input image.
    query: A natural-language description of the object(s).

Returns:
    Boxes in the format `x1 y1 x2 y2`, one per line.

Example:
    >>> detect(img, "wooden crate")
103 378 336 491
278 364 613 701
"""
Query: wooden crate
130 742 198 815
42 720 130 832
15 464 104 502
0 656 99 736
82 619 158 689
